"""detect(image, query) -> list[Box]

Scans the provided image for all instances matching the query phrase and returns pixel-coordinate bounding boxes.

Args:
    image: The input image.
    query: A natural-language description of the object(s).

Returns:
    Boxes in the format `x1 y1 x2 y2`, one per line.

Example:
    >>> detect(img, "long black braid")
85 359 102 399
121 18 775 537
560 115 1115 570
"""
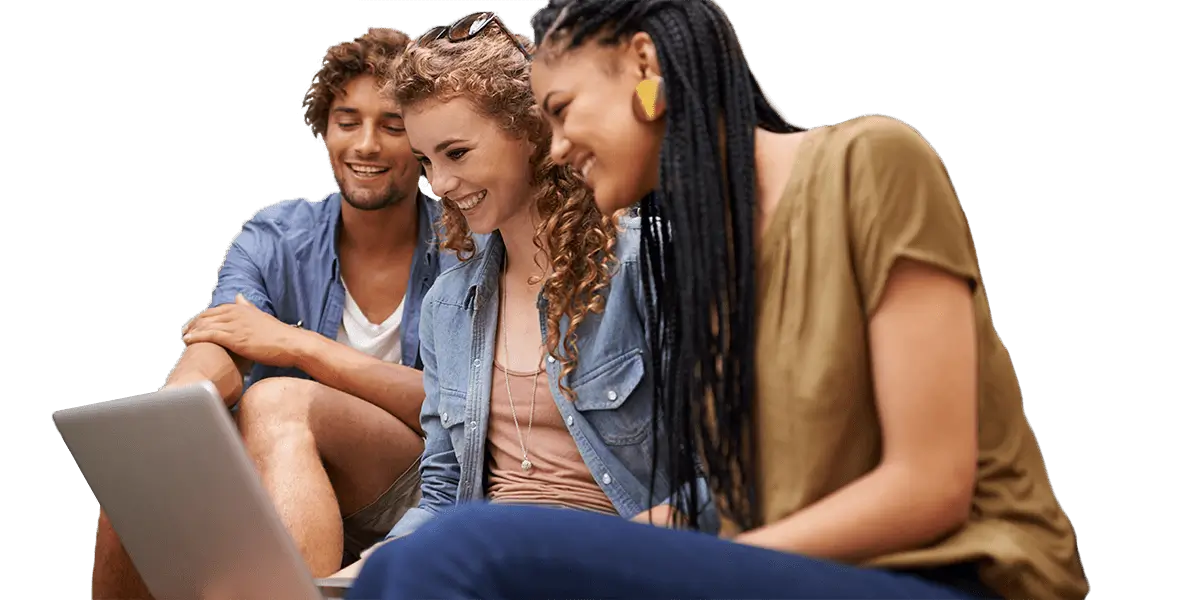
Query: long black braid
534 0 803 532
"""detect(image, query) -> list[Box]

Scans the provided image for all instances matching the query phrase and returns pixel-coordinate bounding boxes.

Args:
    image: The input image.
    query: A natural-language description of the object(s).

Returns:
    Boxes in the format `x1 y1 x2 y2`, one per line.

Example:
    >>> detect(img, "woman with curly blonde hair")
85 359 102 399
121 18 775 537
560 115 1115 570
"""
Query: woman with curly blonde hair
332 11 716 580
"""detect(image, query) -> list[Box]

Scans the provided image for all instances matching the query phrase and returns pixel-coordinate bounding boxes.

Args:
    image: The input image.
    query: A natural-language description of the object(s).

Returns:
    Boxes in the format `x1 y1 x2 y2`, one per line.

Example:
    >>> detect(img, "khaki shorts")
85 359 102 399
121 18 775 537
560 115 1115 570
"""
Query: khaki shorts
340 457 422 568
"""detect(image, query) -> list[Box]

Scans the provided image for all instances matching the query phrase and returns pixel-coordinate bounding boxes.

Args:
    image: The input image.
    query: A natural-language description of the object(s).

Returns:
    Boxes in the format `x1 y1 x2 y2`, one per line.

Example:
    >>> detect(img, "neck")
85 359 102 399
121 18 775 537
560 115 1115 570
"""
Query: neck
338 194 419 258
498 200 545 287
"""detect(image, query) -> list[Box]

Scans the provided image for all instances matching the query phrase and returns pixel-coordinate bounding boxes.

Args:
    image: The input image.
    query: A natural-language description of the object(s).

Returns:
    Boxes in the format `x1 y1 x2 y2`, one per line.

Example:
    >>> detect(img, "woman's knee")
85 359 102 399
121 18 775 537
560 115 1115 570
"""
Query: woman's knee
351 517 479 598
352 505 543 598
369 503 548 571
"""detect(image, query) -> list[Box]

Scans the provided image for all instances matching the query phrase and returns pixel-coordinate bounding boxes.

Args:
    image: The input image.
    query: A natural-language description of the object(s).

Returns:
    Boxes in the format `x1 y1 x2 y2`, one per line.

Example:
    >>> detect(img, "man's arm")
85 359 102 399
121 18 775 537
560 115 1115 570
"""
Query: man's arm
183 209 427 430
179 219 280 404
165 341 248 406
290 330 425 433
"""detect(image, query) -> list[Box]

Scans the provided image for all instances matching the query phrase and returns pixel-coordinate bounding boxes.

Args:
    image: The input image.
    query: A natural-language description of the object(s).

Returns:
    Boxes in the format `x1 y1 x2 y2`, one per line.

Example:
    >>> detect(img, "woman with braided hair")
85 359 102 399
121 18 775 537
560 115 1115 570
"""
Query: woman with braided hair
346 2 1088 598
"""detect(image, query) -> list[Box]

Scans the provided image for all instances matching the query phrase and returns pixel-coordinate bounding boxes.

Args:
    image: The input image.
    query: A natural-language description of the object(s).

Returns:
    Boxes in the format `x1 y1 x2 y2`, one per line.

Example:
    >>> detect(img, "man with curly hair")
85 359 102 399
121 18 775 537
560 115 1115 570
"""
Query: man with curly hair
91 28 454 599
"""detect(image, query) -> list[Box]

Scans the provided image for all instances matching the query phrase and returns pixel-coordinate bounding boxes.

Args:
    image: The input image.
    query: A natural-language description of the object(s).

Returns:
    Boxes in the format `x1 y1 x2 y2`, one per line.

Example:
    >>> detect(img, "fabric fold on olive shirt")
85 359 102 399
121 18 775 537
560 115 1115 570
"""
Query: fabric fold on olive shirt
738 115 1087 600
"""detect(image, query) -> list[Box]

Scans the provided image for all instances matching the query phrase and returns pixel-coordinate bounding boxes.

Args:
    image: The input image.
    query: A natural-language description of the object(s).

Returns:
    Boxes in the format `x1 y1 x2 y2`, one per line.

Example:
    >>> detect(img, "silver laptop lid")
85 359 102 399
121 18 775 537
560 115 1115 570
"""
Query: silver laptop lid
53 381 323 600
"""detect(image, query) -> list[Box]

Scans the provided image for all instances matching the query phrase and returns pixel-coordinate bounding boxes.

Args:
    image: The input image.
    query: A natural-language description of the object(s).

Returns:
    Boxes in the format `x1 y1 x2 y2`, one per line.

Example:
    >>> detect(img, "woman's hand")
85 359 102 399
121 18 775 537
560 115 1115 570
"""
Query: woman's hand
631 504 679 527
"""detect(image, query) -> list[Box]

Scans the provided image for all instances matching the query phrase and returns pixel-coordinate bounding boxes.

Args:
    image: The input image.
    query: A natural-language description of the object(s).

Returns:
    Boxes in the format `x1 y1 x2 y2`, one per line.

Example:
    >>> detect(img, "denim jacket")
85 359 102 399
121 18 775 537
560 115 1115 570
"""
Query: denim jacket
387 216 717 539
207 193 450 386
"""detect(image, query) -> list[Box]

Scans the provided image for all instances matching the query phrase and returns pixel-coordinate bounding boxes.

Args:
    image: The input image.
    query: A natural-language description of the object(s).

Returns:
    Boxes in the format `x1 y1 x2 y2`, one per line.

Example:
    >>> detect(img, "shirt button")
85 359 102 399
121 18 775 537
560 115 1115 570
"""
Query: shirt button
546 355 556 363
469 421 477 430
473 358 481 367
601 473 612 485
566 416 574 426
606 390 618 401
441 412 449 424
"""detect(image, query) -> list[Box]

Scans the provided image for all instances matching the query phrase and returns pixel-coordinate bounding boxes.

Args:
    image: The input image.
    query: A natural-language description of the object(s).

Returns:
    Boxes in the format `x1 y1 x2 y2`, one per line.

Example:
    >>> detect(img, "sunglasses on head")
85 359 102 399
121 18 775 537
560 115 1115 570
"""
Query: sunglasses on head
417 11 531 59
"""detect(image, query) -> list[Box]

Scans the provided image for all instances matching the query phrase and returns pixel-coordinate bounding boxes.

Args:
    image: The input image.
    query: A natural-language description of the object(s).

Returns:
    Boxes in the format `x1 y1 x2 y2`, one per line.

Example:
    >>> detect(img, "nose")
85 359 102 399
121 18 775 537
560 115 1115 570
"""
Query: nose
353 124 381 156
426 165 459 200
549 133 572 166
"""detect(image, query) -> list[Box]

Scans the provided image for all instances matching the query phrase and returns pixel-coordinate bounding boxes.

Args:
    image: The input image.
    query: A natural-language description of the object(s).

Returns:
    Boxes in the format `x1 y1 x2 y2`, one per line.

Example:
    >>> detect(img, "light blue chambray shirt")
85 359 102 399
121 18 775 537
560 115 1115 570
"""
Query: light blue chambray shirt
206 192 451 384
388 215 717 538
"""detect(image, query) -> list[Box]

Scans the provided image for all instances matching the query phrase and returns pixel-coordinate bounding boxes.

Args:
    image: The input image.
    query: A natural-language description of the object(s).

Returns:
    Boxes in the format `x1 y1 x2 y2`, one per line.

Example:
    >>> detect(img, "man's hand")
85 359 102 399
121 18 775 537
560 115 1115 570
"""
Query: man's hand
182 294 309 369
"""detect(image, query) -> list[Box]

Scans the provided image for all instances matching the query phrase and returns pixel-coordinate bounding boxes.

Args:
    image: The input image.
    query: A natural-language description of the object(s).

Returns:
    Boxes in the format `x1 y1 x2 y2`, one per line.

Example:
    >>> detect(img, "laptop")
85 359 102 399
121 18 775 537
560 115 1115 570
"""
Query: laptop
53 381 355 600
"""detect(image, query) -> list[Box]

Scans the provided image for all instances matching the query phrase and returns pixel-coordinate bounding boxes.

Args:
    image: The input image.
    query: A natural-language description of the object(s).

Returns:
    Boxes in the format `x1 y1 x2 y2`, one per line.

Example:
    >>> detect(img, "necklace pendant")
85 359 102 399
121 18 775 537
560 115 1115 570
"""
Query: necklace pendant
520 459 533 472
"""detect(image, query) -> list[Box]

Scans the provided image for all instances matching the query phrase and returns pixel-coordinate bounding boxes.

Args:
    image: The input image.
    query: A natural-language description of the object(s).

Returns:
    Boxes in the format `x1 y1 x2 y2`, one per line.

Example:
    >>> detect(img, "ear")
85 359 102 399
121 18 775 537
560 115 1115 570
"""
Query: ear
628 32 662 78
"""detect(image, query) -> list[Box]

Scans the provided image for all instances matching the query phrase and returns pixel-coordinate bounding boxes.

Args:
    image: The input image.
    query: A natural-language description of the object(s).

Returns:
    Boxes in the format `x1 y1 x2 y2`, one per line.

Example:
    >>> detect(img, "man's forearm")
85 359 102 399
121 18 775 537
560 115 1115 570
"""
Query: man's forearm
165 342 246 406
291 331 425 432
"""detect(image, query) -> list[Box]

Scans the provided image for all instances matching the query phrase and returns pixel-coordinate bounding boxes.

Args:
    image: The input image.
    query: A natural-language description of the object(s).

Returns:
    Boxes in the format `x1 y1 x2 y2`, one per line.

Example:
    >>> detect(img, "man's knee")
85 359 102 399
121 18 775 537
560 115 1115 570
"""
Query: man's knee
237 378 316 424
236 377 321 439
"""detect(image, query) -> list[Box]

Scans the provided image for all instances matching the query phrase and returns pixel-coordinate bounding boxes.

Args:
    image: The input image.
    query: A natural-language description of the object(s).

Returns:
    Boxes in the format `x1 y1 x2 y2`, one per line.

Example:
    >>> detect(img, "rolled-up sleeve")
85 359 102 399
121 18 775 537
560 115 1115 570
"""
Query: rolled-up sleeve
208 220 277 316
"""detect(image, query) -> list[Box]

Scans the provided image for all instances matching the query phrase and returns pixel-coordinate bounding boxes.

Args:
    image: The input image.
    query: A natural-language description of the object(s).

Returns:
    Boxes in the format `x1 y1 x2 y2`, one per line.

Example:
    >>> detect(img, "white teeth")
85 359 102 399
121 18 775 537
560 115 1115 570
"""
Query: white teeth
580 156 596 181
454 190 486 211
349 164 388 176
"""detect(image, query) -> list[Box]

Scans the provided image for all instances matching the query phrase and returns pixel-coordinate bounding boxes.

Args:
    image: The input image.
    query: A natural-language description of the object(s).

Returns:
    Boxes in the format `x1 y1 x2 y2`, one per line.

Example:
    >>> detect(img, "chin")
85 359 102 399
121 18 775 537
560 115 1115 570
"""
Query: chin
594 186 639 216
346 189 403 211
461 214 497 236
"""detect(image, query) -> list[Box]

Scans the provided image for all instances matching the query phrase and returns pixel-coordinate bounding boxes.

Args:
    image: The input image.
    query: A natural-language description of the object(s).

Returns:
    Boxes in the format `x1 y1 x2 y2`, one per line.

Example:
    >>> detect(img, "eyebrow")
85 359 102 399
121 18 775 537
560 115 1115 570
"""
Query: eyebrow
331 107 403 121
434 138 468 153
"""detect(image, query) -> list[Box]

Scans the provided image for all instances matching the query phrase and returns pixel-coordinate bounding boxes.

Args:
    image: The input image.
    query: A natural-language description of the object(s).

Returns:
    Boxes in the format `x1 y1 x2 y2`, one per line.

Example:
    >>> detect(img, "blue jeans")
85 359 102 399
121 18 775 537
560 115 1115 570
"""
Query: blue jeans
347 503 996 599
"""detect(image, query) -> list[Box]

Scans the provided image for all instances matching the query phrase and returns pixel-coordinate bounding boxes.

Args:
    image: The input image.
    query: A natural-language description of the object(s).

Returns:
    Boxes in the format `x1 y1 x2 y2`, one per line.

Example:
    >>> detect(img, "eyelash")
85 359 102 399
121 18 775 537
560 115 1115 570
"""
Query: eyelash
415 148 468 165
336 123 405 134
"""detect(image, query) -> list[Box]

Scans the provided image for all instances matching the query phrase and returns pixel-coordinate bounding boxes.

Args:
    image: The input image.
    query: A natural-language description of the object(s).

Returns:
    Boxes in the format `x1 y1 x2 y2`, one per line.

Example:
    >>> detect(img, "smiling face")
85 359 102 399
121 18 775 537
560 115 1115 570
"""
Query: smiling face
530 34 665 215
323 74 421 211
404 96 536 235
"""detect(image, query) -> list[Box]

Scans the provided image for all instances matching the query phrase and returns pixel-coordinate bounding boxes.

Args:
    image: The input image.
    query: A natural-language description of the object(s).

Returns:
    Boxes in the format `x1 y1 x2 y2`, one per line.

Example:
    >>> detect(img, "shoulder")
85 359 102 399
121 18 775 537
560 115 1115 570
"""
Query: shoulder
424 258 478 309
240 194 339 240
791 115 953 219
424 233 499 309
834 114 924 141
819 115 945 174
431 231 493 273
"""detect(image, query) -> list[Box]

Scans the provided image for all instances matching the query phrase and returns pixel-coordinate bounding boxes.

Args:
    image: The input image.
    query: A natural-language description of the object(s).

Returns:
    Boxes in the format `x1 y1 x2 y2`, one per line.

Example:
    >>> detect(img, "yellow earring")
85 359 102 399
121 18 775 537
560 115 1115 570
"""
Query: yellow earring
633 76 666 122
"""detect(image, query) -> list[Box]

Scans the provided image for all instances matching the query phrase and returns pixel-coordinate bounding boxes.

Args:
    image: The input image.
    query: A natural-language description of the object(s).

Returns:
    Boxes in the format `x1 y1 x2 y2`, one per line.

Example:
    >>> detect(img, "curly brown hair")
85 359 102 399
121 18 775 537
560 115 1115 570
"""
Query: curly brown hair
303 28 412 138
387 25 618 398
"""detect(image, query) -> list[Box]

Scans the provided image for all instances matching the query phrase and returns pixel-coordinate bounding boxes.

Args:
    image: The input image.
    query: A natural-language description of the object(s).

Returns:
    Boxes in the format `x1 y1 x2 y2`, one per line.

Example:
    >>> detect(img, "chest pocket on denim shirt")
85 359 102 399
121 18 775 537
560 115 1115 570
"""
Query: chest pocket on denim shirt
571 348 650 446
437 390 469 463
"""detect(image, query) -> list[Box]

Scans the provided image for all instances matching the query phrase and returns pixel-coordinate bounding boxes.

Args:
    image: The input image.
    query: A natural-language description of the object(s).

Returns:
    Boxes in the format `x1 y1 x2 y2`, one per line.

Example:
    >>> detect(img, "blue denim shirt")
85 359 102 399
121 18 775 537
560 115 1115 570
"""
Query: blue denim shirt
207 192 451 386
387 216 717 538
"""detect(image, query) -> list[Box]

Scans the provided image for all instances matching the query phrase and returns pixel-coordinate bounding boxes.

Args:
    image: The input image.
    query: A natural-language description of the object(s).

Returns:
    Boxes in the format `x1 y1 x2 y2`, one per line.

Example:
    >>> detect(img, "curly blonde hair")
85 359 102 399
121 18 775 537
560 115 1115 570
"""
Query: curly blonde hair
387 24 618 397
303 28 411 137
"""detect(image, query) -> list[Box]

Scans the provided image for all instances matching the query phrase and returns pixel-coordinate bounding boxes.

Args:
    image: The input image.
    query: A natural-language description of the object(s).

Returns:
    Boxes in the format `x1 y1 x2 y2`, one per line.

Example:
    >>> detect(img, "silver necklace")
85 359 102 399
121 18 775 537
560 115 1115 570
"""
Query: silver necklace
500 265 538 473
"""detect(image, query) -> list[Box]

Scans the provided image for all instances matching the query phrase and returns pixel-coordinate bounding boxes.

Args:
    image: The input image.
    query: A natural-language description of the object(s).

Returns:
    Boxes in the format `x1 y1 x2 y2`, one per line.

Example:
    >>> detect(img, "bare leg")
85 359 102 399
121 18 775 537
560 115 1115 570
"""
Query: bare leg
236 377 425 577
92 510 155 600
